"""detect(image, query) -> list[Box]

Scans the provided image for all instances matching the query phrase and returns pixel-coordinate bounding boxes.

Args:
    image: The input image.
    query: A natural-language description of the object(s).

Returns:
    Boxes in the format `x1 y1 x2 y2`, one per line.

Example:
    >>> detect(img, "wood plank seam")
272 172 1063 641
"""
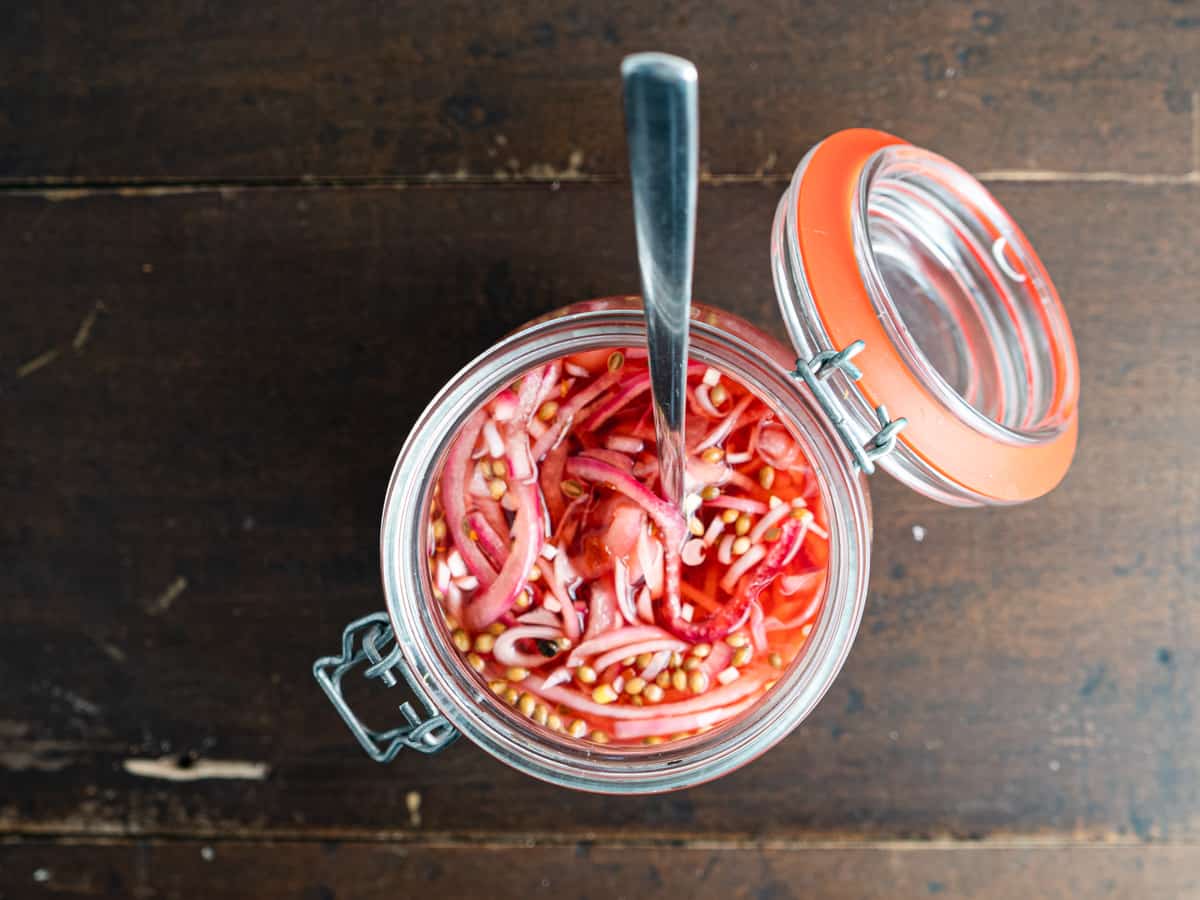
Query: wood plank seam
1 167 1199 201
3 828 1195 851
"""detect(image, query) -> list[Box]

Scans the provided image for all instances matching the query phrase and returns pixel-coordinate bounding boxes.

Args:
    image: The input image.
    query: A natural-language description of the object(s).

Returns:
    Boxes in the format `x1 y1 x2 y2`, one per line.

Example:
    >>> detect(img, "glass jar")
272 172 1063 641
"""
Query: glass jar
314 129 1079 794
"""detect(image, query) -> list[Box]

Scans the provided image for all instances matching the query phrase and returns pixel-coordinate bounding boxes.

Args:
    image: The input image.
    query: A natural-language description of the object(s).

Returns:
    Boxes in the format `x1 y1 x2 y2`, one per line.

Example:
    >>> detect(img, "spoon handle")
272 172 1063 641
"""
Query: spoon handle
621 52 698 513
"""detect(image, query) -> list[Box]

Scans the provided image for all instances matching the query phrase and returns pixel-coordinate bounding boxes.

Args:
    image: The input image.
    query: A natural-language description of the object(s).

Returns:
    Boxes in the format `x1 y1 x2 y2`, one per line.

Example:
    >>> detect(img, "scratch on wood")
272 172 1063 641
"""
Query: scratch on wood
42 188 95 202
47 685 102 717
1 747 79 773
977 169 1200 186
1052 735 1101 748
122 756 270 782
16 347 60 378
72 301 106 351
514 148 587 182
98 640 127 664
0 721 30 738
754 150 779 177
1192 91 1199 173
148 576 188 615
406 791 423 828
0 735 124 773
700 172 791 185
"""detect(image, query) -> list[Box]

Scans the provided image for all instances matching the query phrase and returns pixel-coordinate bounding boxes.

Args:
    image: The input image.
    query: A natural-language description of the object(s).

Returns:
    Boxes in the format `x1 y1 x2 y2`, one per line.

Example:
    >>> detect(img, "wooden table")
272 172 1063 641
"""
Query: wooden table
2 3 1197 897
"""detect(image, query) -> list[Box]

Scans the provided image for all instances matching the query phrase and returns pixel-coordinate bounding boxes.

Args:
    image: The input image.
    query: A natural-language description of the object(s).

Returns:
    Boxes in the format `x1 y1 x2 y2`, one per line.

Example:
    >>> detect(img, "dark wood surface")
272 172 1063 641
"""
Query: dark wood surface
2 3 1197 898
2 0 1198 181
4 841 1200 899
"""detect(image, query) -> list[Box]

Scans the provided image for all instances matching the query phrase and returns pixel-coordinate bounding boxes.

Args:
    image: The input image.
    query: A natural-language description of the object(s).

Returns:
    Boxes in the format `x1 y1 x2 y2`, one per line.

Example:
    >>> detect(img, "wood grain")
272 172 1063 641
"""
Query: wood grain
0 1 1196 180
1 179 1196 841
2 839 1199 899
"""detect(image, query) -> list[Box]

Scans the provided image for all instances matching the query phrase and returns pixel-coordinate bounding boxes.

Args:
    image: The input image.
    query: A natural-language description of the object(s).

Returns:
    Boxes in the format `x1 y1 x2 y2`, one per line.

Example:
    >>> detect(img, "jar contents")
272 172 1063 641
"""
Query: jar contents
428 348 828 745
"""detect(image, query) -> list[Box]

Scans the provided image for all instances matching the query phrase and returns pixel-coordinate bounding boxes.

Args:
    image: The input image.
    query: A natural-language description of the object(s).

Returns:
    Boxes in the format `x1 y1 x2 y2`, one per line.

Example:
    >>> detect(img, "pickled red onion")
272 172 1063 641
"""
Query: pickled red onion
429 349 827 746
704 495 769 515
591 638 687 674
465 510 509 570
492 625 563 669
525 668 770 720
611 695 760 740
463 477 543 630
566 624 678 666
439 411 498 586
584 575 620 640
694 393 754 451
530 370 623 460
658 518 808 644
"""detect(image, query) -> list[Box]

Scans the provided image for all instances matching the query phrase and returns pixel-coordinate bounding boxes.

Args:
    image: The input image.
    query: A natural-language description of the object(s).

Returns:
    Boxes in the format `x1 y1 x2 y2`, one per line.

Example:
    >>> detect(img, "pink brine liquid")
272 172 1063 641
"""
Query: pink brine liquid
427 347 828 746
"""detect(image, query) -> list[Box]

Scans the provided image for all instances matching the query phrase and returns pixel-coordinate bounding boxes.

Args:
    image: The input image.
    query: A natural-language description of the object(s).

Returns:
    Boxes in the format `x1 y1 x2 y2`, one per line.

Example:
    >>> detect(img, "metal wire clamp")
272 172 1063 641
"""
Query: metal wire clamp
792 340 907 475
313 612 458 762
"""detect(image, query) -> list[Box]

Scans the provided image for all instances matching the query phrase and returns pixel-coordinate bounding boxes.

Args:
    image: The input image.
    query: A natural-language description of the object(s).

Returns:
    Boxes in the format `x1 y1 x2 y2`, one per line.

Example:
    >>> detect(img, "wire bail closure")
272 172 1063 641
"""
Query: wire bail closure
792 340 907 475
313 612 458 762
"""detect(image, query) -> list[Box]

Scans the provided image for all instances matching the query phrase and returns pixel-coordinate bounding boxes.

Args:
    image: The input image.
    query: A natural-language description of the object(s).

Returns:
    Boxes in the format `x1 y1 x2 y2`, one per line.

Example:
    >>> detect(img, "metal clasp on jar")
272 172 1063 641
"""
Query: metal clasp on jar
313 612 457 762
793 340 907 475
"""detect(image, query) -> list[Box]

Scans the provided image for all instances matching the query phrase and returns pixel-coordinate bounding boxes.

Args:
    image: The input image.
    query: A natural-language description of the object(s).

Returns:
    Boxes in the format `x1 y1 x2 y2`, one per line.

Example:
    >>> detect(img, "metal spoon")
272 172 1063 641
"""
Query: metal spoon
621 52 698 516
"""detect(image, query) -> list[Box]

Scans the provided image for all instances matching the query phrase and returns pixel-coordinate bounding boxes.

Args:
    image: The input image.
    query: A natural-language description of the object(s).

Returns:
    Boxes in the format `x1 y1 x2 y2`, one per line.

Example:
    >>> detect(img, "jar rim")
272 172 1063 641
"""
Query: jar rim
776 129 1079 506
380 302 872 793
853 144 1078 444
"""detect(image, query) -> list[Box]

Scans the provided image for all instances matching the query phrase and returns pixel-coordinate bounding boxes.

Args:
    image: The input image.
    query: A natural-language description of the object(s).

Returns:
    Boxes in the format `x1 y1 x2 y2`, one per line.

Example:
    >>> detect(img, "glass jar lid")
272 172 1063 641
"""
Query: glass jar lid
772 129 1079 506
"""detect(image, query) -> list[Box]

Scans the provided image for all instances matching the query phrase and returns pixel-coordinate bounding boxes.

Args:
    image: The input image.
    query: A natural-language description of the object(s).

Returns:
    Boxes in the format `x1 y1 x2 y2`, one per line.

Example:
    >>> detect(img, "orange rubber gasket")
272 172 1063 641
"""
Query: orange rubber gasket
795 129 1078 502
